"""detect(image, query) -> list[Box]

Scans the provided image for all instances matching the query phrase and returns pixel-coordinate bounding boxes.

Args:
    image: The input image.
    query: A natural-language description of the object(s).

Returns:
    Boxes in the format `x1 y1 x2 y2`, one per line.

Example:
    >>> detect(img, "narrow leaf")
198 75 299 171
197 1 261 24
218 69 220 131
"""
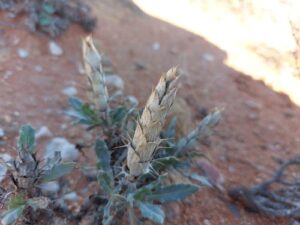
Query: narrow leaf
138 202 165 224
166 117 177 140
17 125 35 153
146 184 198 203
95 139 111 172
42 162 75 182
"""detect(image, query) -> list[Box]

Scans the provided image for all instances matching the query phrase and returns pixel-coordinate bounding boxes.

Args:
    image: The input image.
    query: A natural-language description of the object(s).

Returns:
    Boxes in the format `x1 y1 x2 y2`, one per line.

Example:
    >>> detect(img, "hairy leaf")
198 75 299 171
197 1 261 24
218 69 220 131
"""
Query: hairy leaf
17 125 35 153
146 184 198 203
152 156 180 168
138 202 165 224
42 162 75 182
1 206 24 225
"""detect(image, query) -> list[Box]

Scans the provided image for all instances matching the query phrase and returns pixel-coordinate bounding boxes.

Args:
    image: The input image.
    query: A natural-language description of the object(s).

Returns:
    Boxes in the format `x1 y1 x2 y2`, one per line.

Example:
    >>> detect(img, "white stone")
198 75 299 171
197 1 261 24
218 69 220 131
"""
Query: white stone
63 192 78 201
49 41 63 56
62 86 77 96
105 74 124 90
40 181 60 193
34 65 43 73
35 126 53 139
0 128 4 137
45 137 79 161
152 42 160 50
202 53 215 62
18 48 29 58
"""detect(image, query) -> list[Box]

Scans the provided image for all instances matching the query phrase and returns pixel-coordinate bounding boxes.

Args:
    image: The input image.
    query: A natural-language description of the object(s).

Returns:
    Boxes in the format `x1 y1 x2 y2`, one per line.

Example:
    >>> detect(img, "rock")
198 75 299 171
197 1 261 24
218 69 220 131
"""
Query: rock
45 137 79 161
202 53 215 62
40 181 60 193
34 65 43 73
35 126 53 139
203 219 212 225
152 42 160 51
62 86 77 96
134 61 146 70
247 112 258 120
244 99 262 110
63 192 78 201
13 111 20 117
49 41 63 56
18 48 29 58
105 74 124 90
0 128 4 138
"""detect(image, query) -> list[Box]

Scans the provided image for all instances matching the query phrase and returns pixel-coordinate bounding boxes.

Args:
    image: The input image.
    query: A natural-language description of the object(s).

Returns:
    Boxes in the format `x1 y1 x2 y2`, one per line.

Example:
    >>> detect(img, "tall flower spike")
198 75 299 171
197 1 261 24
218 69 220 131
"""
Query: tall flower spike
82 36 109 113
127 68 180 176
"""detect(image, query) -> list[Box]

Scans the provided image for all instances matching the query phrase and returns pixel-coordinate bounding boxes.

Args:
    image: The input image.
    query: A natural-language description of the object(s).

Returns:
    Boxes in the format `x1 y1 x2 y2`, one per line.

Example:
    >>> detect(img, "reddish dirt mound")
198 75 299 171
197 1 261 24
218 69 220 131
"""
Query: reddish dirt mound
1 1 300 224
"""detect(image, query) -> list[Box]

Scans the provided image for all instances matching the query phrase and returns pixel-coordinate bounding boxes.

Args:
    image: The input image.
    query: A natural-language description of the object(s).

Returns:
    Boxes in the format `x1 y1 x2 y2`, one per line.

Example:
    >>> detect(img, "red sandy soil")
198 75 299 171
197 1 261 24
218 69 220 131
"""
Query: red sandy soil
1 1 300 224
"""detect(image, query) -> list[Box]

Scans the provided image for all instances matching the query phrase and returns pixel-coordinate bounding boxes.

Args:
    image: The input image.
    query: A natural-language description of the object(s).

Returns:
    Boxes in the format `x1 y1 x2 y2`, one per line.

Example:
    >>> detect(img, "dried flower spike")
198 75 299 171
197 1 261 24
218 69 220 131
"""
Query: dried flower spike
127 68 180 176
82 36 109 112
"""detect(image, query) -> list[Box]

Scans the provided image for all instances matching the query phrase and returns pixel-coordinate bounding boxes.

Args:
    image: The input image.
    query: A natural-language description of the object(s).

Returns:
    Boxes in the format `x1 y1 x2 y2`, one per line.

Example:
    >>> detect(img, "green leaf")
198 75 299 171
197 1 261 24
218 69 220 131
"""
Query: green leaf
138 202 165 224
95 139 111 172
8 194 26 210
42 3 56 14
38 15 51 26
67 97 101 126
42 162 75 182
98 171 113 194
152 156 180 168
17 125 35 153
166 117 177 140
146 184 198 203
109 106 128 125
1 206 24 225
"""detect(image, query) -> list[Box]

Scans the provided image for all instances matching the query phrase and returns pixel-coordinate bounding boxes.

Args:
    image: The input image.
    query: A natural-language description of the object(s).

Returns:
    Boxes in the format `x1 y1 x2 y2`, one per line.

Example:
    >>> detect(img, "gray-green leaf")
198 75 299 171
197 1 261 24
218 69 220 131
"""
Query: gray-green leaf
138 202 165 224
95 139 111 172
146 184 198 203
42 162 75 182
17 125 35 153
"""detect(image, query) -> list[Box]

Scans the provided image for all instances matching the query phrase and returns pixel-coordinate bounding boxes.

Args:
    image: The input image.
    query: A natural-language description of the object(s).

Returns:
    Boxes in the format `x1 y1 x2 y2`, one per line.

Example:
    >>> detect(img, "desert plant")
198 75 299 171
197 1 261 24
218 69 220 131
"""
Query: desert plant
65 36 221 224
0 125 75 225
0 0 96 37
0 36 221 225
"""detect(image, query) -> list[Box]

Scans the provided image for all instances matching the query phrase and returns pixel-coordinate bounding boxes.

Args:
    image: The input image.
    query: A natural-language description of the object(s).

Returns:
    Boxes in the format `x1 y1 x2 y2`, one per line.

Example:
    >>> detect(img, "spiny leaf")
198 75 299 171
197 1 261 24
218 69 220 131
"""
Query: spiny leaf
146 184 198 203
17 125 35 153
138 202 165 224
42 162 75 182
1 206 24 225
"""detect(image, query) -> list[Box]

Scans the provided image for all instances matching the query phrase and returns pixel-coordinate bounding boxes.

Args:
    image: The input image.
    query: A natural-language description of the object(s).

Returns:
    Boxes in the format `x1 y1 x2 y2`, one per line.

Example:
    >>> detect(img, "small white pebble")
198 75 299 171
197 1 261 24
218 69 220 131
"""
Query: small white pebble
49 41 63 56
18 48 29 58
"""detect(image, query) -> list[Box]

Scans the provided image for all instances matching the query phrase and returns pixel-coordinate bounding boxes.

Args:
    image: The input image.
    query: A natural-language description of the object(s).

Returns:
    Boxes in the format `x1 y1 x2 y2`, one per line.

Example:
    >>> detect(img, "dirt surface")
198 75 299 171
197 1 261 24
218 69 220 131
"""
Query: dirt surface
1 1 300 224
